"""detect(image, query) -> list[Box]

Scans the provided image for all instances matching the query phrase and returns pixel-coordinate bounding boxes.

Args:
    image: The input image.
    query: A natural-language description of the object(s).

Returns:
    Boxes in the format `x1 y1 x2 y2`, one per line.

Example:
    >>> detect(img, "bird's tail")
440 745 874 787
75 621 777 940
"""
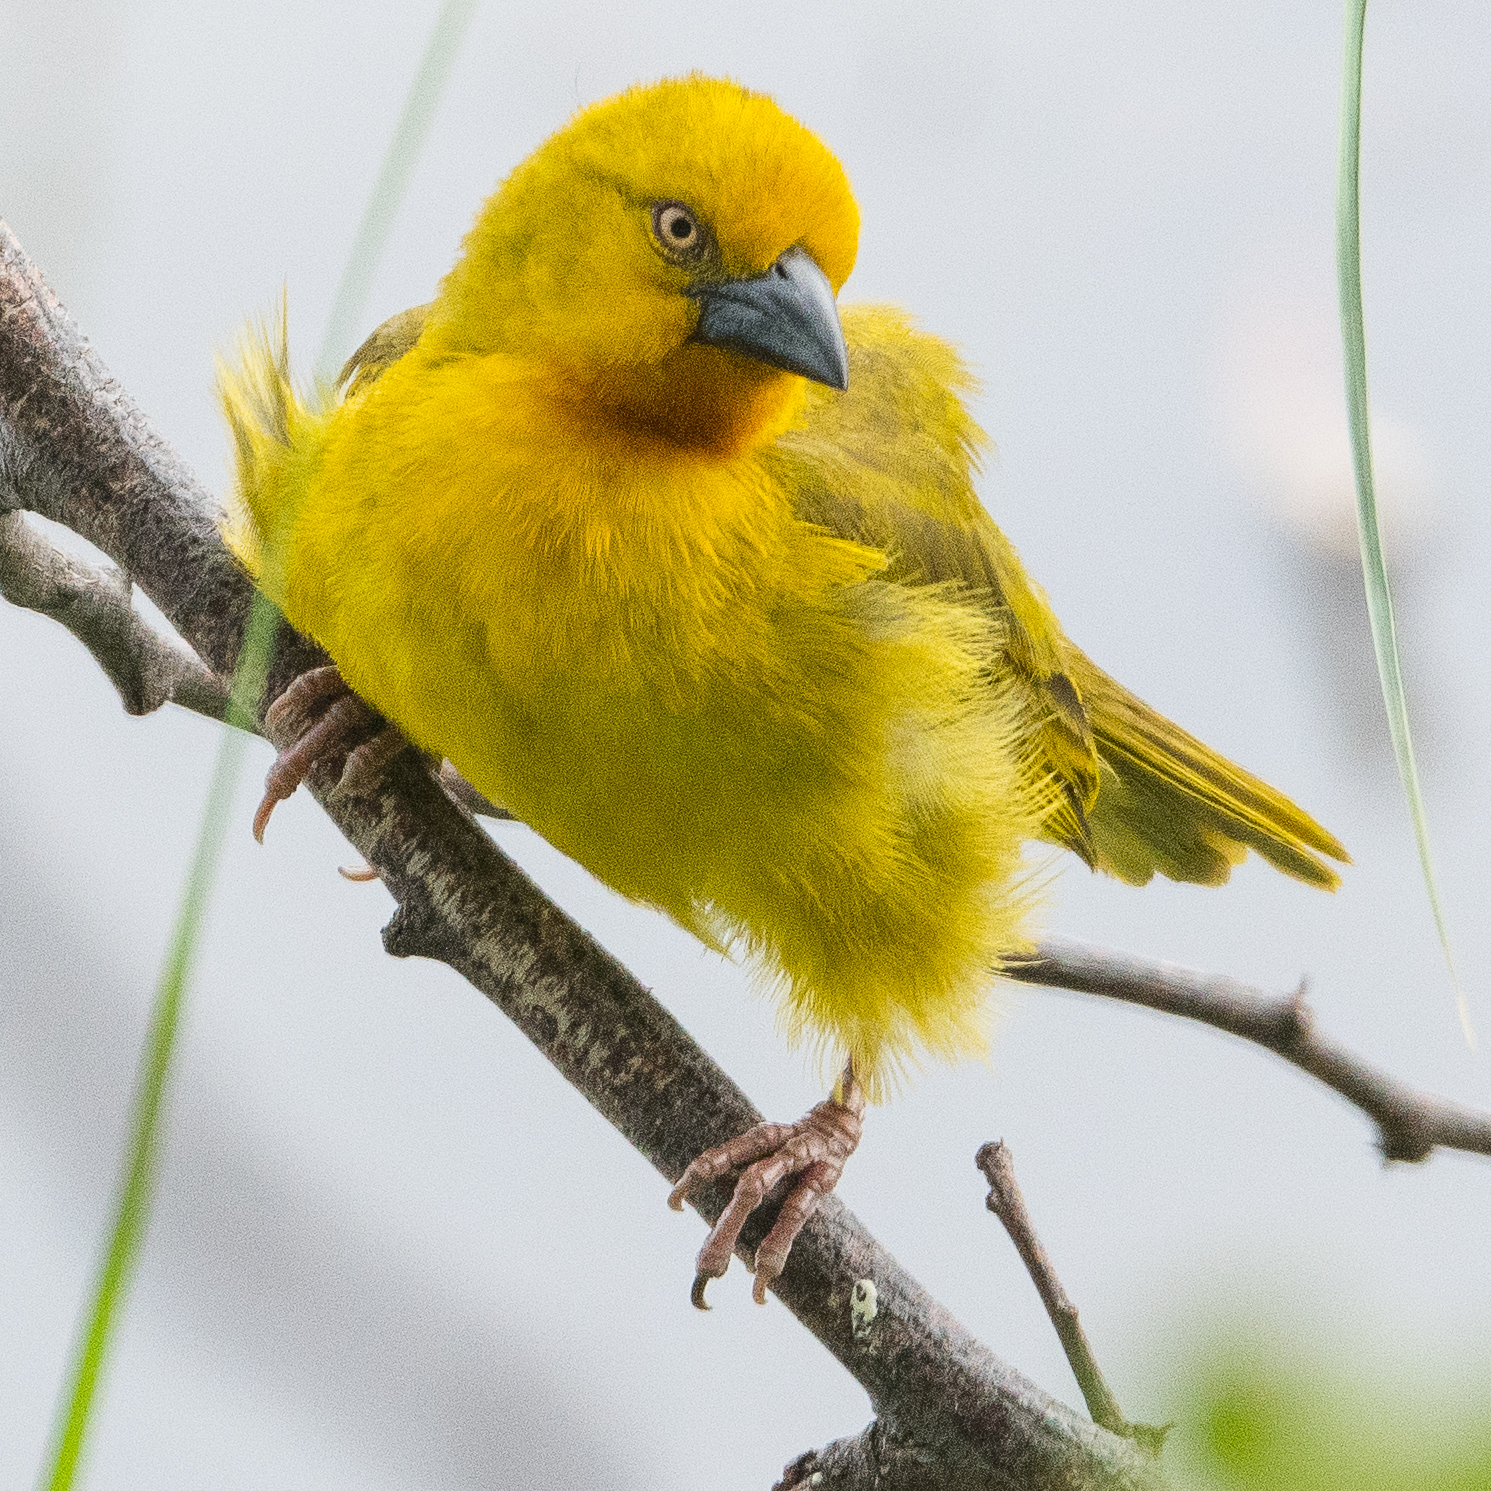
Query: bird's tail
1068 652 1350 890
215 294 321 587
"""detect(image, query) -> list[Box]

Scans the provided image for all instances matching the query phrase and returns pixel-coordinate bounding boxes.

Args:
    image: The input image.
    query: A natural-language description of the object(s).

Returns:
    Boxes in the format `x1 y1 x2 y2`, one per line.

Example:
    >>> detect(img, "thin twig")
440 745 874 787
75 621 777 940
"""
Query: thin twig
0 509 231 722
1007 938 1491 1164
976 1142 1168 1456
0 219 1163 1491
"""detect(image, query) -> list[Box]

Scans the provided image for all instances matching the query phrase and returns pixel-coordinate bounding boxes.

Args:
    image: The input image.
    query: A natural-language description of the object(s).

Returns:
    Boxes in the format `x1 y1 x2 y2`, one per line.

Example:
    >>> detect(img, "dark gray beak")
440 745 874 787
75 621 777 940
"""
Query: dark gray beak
690 246 849 391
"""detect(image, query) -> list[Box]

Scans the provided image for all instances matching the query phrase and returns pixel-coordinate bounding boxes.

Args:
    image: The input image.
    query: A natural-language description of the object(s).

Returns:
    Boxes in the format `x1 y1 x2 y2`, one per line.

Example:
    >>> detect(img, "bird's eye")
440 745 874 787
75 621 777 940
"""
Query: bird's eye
651 201 706 264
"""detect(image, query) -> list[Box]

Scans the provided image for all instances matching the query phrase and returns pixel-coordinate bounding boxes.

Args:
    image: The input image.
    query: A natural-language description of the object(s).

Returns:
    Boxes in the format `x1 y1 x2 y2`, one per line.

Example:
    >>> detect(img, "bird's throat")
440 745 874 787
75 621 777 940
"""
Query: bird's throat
542 344 808 460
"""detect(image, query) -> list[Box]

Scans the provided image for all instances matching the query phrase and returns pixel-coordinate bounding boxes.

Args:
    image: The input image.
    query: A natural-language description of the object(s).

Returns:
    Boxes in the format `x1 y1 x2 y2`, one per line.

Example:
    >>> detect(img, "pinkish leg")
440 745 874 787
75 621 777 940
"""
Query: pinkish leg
341 721 411 791
253 665 406 841
670 1064 865 1309
264 665 349 738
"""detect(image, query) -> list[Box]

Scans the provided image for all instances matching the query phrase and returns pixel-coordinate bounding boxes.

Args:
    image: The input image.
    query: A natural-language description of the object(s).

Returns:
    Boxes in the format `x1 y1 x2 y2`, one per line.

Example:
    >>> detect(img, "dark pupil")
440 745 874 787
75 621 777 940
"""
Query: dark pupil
669 216 692 239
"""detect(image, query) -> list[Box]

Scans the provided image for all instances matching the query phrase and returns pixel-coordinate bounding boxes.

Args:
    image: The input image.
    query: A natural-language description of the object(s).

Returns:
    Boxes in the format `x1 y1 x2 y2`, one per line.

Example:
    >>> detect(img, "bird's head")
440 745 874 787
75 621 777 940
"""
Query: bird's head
426 76 859 454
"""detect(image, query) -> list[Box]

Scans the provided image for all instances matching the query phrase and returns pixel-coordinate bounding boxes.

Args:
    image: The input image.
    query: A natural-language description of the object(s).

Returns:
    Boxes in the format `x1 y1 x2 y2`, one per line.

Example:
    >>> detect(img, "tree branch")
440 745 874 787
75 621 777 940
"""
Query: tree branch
0 508 231 722
1007 939 1491 1164
0 221 1164 1489
774 1417 985 1491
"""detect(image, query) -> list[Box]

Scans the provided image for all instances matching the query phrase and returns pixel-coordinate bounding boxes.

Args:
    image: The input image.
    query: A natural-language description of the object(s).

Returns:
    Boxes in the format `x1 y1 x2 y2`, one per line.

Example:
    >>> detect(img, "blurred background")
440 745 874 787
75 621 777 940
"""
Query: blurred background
3 2 1491 1486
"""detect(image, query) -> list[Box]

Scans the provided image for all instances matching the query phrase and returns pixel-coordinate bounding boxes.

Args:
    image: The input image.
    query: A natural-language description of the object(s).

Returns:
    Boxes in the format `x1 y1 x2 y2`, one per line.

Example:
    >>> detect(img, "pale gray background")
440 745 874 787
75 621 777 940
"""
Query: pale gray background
3 2 1490 1487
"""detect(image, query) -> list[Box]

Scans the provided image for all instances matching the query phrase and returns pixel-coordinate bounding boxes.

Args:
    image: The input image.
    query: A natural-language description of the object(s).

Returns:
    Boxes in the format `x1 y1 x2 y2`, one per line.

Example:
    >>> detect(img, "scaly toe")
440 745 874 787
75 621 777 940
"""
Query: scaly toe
252 668 394 841
337 720 408 793
674 1076 864 1306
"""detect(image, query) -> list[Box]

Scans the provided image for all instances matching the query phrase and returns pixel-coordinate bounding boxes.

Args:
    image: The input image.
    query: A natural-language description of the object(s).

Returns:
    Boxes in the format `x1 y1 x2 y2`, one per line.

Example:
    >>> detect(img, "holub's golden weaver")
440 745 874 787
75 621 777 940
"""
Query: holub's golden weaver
221 76 1348 1306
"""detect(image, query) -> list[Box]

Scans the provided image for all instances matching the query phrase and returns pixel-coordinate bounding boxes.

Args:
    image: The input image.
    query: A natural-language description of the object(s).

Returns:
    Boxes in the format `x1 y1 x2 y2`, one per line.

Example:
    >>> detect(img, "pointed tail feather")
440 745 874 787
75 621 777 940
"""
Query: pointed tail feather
1068 655 1350 890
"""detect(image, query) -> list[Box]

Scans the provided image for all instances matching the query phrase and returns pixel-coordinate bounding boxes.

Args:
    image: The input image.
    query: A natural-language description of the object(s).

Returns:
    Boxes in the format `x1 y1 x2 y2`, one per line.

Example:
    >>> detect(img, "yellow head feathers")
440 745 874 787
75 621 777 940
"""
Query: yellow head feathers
425 77 859 394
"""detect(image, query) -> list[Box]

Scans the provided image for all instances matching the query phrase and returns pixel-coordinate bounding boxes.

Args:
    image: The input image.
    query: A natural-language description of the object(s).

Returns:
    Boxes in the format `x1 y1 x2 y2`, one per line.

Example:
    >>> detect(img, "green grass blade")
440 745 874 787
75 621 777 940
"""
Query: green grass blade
38 592 276 1491
37 7 476 1484
1336 0 1472 1045
38 706 250 1491
37 727 247 1485
316 0 479 381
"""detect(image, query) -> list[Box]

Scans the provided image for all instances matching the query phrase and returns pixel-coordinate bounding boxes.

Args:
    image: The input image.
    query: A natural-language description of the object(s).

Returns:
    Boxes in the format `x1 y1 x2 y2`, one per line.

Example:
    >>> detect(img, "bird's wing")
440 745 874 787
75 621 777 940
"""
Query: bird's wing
774 304 1349 889
771 304 1102 859
337 302 433 398
1063 652 1348 887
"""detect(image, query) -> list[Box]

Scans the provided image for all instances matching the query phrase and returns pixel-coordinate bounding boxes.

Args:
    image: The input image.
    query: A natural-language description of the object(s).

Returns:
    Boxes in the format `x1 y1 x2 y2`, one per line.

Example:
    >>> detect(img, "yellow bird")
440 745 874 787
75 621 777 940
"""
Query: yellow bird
220 75 1347 1307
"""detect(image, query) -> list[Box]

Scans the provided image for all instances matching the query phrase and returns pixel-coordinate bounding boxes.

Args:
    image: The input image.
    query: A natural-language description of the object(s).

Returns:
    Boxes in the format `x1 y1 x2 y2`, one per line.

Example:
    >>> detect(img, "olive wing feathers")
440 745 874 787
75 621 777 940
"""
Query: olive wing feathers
337 303 433 398
778 304 1348 890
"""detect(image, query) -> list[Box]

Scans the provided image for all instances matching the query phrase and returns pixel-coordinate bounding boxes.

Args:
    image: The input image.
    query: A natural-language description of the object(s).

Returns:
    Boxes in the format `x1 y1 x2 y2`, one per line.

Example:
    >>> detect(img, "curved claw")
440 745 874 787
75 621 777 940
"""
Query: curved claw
691 1274 712 1311
253 784 288 844
338 863 380 882
253 764 308 843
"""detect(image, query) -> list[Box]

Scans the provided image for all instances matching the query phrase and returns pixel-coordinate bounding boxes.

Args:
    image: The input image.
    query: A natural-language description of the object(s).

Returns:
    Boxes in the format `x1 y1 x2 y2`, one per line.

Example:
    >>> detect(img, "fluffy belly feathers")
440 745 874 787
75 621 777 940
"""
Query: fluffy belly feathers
301 472 1043 1091
243 358 1046 1093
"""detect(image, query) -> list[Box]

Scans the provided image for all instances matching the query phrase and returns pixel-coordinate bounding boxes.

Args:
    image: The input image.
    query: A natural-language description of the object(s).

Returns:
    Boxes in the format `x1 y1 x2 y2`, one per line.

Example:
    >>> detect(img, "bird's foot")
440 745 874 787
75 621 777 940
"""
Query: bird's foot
668 1069 865 1308
253 664 408 841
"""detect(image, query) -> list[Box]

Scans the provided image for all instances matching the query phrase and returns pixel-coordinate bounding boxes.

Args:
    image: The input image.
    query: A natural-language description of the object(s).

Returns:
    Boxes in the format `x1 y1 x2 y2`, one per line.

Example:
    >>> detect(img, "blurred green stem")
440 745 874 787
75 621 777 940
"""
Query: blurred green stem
1335 0 1470 1044
316 0 478 379
39 719 248 1491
